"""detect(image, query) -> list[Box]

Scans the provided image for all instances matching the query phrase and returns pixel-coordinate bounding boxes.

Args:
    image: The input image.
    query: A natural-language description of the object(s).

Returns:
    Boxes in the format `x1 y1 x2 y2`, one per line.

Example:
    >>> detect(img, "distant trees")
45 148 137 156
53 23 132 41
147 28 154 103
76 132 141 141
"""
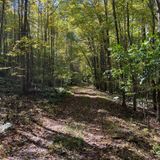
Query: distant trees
66 0 160 121
0 0 84 93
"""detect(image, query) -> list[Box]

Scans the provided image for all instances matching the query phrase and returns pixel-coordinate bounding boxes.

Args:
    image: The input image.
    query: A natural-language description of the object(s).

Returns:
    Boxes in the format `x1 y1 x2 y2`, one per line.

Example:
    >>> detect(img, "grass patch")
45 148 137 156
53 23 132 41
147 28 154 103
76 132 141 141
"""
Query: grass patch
103 119 119 134
64 121 85 138
49 135 85 154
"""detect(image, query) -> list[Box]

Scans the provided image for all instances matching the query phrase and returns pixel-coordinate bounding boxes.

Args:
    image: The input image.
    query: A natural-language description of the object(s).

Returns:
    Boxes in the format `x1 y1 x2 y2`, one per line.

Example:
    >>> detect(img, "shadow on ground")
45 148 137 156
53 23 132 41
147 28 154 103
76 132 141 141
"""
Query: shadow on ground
0 87 158 160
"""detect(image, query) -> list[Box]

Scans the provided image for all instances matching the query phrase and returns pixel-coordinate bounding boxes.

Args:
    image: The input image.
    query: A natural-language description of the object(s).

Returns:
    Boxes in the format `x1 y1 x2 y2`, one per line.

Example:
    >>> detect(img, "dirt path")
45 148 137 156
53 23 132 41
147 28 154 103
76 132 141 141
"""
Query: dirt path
0 86 160 160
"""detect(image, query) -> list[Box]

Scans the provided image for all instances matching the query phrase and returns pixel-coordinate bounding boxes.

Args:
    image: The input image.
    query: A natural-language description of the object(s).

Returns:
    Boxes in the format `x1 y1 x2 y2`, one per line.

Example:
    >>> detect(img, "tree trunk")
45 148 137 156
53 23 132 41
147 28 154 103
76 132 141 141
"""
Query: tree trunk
21 0 29 94
148 0 156 35
156 0 160 121
126 2 132 46
112 0 120 44
152 80 157 110
0 0 5 54
104 0 113 93
157 89 160 121
132 75 137 111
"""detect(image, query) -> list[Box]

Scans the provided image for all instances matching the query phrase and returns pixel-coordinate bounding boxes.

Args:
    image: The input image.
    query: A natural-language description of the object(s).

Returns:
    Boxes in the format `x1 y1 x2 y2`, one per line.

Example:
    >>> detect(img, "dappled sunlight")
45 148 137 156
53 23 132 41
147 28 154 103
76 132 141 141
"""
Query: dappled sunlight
0 86 159 159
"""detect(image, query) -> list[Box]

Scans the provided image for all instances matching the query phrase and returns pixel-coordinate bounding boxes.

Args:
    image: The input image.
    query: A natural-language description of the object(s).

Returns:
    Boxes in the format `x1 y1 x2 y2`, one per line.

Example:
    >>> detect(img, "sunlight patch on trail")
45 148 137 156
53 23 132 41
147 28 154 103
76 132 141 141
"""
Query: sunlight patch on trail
40 117 109 148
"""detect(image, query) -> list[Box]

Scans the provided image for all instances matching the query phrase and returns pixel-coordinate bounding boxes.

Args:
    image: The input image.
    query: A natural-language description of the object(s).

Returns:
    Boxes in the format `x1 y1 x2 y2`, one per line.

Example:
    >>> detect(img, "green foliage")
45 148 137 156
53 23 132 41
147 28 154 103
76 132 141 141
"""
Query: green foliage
7 37 34 57
1 0 160 98
39 87 70 104
152 143 160 157
112 35 160 93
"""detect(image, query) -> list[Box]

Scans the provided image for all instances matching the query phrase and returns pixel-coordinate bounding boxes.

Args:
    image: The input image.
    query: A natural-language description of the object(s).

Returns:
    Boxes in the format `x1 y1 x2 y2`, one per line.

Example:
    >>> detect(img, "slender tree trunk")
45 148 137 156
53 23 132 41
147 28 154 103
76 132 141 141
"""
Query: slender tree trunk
50 27 55 87
132 76 137 111
88 36 100 89
42 1 49 87
100 31 107 91
0 0 5 54
104 0 113 93
126 2 138 111
157 87 160 121
112 0 120 44
156 0 160 33
21 0 29 94
141 0 146 42
156 0 160 121
148 0 156 35
122 91 127 107
152 80 157 110
126 2 132 46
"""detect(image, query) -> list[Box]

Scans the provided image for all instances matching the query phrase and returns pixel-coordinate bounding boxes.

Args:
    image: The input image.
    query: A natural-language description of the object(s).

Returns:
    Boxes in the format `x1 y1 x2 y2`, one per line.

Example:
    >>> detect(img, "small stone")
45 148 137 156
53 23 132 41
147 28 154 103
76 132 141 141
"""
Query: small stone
97 109 107 114
0 122 12 133
113 96 119 101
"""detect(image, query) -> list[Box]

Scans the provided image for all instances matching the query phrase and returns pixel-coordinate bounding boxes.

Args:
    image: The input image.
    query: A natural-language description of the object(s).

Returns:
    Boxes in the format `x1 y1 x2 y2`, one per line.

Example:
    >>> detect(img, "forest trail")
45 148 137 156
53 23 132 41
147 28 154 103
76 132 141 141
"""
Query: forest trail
0 86 160 160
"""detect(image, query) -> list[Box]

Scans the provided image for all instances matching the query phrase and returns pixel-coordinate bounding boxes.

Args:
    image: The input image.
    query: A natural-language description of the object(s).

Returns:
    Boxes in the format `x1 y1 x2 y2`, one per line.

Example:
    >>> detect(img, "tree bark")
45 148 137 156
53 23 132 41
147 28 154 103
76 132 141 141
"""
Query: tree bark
0 0 5 54
152 80 157 110
21 0 29 94
112 0 120 44
156 0 160 121
104 0 113 93
148 0 156 35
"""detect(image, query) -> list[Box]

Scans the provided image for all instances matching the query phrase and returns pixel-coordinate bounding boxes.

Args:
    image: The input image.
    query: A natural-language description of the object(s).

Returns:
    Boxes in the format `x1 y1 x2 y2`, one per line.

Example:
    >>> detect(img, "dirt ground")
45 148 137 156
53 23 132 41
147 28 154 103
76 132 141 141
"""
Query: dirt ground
0 86 160 160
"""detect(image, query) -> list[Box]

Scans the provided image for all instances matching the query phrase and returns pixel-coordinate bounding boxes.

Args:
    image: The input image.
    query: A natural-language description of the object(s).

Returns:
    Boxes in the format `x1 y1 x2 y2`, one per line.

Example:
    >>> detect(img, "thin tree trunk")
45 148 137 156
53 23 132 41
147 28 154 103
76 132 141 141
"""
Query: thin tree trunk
148 0 155 35
156 0 160 121
21 0 29 94
0 0 5 54
126 2 132 46
132 76 137 111
104 0 113 93
152 80 157 110
112 0 120 44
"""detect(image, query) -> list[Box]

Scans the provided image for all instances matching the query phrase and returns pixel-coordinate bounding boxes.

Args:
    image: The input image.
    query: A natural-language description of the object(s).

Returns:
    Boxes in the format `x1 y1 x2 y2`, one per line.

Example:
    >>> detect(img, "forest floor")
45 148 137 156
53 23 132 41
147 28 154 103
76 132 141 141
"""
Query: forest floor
0 86 160 160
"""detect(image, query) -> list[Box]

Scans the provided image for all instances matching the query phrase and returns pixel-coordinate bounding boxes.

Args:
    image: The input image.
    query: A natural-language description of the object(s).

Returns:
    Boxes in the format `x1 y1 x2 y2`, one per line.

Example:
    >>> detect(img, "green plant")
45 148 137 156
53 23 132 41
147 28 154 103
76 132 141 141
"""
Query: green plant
152 143 160 157
53 135 84 151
